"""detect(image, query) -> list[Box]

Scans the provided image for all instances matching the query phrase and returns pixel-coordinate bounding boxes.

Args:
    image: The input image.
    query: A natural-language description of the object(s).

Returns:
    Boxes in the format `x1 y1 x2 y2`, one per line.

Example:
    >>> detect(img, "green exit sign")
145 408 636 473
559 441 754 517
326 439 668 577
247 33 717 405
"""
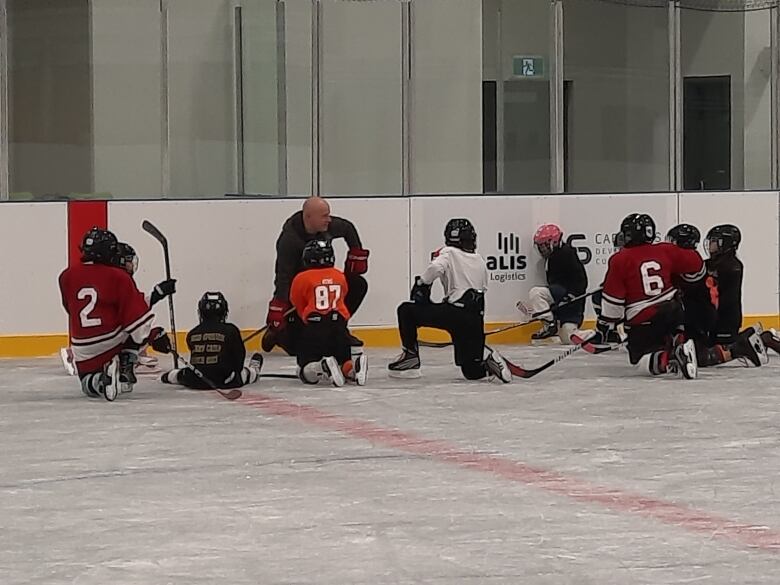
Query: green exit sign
513 56 544 78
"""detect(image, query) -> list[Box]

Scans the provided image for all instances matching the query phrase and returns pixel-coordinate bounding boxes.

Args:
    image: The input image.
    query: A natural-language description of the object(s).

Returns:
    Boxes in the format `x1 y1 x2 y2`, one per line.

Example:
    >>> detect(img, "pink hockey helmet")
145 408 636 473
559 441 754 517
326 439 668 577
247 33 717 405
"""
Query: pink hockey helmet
533 224 563 258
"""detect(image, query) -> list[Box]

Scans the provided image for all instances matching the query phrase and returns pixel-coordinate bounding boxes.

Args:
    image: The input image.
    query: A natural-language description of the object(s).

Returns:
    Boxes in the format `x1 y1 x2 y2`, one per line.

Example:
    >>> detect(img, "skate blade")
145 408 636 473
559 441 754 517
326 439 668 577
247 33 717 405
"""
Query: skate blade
388 368 422 379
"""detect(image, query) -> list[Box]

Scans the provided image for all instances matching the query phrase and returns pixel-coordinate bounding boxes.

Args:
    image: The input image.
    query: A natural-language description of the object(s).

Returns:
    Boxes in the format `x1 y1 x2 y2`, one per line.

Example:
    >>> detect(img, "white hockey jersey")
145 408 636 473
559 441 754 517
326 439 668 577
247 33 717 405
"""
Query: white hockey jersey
421 246 488 304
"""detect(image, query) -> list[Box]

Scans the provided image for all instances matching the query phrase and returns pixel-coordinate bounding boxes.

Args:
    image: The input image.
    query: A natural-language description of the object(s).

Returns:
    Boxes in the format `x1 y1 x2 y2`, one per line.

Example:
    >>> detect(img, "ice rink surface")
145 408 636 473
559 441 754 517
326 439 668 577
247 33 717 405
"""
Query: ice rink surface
2 344 780 584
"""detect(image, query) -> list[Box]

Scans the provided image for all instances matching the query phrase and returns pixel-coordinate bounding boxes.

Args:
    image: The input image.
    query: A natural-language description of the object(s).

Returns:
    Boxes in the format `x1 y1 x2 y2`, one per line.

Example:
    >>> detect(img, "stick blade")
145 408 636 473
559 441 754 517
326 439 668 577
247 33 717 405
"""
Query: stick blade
218 389 243 400
142 220 167 245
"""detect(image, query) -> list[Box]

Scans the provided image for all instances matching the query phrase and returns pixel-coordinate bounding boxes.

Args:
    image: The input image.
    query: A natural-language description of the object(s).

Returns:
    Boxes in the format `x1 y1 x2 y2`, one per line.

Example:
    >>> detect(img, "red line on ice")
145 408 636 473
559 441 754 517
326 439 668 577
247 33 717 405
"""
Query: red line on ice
236 393 780 552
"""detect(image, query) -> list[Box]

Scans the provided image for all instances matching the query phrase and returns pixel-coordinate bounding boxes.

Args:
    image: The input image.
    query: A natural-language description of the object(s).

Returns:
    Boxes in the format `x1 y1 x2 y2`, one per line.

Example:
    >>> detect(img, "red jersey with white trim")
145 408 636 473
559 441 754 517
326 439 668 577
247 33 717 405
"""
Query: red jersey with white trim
601 242 705 325
59 262 154 373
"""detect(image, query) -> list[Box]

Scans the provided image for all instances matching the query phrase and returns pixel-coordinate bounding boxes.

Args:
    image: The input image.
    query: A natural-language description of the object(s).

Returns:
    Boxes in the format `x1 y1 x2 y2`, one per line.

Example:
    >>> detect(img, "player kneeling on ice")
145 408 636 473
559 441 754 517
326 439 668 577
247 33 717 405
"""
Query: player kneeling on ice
388 218 511 383
60 240 175 376
58 227 173 401
160 292 263 389
666 223 765 368
524 223 589 344
598 213 705 379
290 239 367 387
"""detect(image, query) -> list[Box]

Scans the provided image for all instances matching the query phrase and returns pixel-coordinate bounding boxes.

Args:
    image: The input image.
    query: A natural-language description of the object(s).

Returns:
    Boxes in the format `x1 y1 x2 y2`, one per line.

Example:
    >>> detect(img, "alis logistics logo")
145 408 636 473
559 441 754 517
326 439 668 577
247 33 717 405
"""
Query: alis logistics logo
487 232 527 283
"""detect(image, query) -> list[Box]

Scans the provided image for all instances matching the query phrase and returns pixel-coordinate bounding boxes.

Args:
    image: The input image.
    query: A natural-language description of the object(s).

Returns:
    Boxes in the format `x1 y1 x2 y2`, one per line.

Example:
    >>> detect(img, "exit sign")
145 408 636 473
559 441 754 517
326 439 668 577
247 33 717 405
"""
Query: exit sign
513 56 544 78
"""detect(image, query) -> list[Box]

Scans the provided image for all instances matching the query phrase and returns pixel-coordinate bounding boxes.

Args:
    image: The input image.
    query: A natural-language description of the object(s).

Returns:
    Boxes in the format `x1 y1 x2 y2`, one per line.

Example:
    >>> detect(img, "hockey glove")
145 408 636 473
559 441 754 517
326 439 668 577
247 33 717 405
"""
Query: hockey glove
345 247 370 275
148 327 173 354
266 298 291 330
150 278 177 306
596 316 618 338
410 276 432 304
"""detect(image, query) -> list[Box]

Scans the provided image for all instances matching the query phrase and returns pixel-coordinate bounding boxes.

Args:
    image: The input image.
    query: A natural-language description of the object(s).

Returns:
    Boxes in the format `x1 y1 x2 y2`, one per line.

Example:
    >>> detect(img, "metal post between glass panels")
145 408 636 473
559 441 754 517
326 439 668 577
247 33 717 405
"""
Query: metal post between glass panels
0 0 8 201
550 0 564 194
670 0 681 192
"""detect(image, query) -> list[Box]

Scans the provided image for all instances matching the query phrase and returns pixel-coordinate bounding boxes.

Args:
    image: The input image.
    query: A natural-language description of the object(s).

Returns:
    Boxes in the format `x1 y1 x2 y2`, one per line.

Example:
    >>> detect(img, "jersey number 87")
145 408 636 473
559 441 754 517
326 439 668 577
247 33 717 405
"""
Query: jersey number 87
314 284 342 311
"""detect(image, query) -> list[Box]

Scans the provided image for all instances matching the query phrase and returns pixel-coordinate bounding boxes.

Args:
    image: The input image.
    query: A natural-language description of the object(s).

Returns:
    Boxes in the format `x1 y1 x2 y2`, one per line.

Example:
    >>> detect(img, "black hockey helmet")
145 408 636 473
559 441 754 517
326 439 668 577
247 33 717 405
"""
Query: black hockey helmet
113 242 138 274
705 224 741 257
619 213 656 247
666 223 701 250
302 238 335 268
80 227 118 264
198 291 229 323
444 218 477 252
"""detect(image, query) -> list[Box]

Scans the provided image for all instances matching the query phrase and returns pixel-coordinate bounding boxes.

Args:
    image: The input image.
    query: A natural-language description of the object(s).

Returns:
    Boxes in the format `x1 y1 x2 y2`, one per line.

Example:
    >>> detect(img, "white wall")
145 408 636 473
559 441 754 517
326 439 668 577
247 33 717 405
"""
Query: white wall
106 198 410 333
0 203 68 334
3 192 776 340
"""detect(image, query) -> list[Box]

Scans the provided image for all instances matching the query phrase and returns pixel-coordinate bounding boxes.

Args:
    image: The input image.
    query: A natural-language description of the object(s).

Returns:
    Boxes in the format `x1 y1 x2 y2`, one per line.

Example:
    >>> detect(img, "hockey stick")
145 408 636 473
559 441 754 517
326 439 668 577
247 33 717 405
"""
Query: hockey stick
500 336 614 379
142 220 178 368
515 287 602 324
242 307 296 345
175 353 242 400
419 288 603 349
260 372 299 379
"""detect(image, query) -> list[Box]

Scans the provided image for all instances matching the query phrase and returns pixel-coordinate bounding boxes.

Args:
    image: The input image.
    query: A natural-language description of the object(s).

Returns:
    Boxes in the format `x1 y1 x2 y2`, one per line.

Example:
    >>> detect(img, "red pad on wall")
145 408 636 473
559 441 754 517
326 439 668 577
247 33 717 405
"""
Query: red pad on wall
67 200 108 266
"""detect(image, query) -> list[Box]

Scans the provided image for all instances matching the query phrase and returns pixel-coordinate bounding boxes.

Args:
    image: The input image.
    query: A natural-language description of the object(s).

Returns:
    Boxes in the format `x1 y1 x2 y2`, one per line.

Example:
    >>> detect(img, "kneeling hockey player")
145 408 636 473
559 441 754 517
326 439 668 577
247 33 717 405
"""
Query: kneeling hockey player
388 218 511 383
666 223 764 368
59 227 170 401
289 239 367 387
598 213 704 379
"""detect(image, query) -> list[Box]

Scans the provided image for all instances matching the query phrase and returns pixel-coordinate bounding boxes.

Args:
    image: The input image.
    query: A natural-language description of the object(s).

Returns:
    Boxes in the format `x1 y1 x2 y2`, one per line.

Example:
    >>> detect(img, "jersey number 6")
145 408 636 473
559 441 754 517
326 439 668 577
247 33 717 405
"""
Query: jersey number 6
639 261 664 296
314 284 342 311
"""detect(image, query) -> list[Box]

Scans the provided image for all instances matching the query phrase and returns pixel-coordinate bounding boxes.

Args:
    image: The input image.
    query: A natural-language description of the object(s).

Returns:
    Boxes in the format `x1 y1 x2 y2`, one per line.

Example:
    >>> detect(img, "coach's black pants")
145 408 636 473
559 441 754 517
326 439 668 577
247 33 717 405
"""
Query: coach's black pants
397 301 487 380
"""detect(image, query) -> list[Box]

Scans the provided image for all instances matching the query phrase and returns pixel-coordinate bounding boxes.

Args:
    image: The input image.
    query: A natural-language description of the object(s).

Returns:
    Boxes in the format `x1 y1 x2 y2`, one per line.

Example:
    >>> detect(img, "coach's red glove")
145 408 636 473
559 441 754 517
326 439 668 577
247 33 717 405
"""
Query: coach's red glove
266 298 291 330
345 247 369 275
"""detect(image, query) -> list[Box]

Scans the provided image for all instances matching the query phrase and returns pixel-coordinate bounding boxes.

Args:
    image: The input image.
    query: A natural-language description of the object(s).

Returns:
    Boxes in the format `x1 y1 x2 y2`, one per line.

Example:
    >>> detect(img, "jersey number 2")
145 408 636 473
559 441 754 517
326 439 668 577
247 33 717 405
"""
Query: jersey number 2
640 261 664 296
77 287 102 327
314 284 341 311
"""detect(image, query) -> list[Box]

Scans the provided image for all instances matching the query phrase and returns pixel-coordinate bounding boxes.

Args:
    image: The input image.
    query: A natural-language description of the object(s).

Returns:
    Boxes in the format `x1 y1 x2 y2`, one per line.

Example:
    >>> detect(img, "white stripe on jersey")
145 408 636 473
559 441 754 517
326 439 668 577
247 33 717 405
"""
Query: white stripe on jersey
71 332 128 363
625 287 678 321
71 326 123 346
681 264 706 283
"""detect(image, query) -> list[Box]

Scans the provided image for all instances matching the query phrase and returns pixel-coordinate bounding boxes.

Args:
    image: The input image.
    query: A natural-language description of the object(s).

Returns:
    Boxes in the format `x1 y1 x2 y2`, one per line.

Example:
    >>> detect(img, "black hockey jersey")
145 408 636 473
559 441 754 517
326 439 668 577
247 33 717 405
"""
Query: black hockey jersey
184 321 246 389
707 252 743 343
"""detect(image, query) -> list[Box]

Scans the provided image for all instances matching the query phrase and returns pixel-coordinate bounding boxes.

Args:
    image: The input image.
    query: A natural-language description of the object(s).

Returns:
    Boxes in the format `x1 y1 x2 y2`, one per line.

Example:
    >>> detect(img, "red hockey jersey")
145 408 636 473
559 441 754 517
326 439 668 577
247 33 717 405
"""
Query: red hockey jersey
59 262 154 373
602 242 705 324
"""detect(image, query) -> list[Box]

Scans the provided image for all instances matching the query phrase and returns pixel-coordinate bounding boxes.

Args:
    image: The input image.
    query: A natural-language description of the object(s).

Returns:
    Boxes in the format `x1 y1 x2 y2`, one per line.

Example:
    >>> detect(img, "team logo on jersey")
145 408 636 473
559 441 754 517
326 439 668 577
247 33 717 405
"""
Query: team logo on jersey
487 232 527 283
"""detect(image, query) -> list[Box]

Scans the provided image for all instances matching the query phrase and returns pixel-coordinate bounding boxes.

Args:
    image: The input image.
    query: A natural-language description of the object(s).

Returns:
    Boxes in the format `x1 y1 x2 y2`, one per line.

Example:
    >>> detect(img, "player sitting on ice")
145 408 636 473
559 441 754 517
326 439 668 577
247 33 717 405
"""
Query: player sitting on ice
289 239 367 387
523 223 589 344
58 227 173 401
388 218 511 383
60 241 175 375
598 213 704 379
666 223 765 368
160 291 263 389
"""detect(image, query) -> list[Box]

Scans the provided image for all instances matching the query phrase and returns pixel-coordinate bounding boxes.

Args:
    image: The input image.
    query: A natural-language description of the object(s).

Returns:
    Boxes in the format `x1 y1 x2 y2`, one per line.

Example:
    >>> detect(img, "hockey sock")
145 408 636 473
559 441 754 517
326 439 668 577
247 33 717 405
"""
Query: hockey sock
699 344 729 367
636 350 670 375
161 369 184 384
